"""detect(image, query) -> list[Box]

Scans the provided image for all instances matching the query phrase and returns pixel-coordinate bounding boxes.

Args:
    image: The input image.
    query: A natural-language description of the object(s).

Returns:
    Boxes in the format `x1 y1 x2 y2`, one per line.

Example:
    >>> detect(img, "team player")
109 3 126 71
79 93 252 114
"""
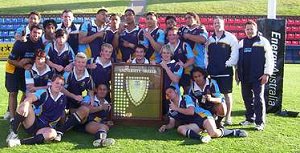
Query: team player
206 16 239 126
54 52 93 141
189 67 227 128
6 75 66 147
179 12 208 69
143 11 165 63
79 84 115 147
114 9 147 62
128 44 149 64
164 15 177 44
159 86 248 143
15 11 41 42
25 49 54 93
107 13 121 62
166 26 195 94
45 29 75 74
5 25 44 120
237 20 274 131
42 19 57 46
79 8 110 58
159 45 183 115
87 43 113 88
57 9 81 55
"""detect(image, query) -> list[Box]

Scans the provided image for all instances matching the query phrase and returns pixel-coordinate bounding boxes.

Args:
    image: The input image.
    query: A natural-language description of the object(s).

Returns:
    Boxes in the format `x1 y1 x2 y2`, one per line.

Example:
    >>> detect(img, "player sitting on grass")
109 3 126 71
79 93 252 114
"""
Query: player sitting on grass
6 75 66 147
159 86 248 143
81 83 115 147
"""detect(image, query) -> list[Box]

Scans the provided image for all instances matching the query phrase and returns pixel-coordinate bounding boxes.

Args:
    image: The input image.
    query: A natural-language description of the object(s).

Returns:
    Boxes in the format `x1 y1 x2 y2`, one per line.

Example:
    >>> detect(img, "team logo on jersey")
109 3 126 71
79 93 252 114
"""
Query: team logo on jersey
80 81 86 87
125 76 149 106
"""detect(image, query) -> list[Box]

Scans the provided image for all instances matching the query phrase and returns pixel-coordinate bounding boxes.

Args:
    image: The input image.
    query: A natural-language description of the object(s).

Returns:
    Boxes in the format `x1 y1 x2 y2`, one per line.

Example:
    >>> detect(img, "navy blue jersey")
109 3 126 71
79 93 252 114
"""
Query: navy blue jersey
207 31 239 76
168 95 202 124
237 35 274 83
162 60 183 93
6 36 44 74
45 42 75 68
64 69 93 96
33 88 67 127
25 64 53 88
88 96 110 122
118 26 148 62
87 57 112 87
189 78 222 113
179 25 207 68
79 20 110 58
57 22 80 55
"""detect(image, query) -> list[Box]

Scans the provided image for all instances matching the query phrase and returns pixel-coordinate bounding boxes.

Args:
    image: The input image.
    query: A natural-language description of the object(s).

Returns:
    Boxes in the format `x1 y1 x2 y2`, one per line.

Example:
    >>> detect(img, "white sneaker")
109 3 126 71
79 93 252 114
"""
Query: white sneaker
6 130 18 143
93 138 115 147
8 138 21 147
254 124 265 131
224 120 233 126
54 133 62 142
239 120 254 126
3 112 11 120
201 135 211 143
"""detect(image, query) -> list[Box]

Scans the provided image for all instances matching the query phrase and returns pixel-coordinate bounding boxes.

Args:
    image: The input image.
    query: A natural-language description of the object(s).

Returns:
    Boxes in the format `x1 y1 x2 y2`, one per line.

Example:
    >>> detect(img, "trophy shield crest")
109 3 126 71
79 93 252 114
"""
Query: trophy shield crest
125 76 149 106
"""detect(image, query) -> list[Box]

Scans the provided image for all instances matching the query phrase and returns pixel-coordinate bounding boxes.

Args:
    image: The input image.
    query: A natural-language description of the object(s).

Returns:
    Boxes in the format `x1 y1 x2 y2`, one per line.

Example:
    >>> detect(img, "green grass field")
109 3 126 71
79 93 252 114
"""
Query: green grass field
146 0 300 16
0 63 300 152
0 0 300 152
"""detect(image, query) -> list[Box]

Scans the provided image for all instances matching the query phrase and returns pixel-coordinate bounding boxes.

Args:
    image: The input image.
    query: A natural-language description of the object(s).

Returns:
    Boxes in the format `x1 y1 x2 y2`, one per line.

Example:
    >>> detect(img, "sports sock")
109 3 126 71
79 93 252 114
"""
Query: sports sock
20 134 45 145
219 128 236 137
186 129 203 140
95 130 107 140
11 113 26 134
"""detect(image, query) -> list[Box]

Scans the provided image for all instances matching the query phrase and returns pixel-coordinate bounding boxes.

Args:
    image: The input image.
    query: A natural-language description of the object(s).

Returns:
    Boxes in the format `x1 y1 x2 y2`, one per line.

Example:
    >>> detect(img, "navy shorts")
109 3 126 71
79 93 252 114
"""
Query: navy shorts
179 74 191 88
66 98 81 109
5 72 26 92
211 76 233 94
25 117 49 135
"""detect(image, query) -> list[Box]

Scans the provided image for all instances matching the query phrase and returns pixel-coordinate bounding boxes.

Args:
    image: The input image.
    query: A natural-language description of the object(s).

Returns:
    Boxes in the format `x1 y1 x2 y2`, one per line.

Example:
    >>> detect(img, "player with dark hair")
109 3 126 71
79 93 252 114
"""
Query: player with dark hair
159 86 248 143
5 25 44 120
143 11 165 63
164 15 177 44
42 19 57 46
15 11 41 42
45 29 75 74
179 12 208 69
25 49 54 93
78 84 115 147
113 9 148 62
6 75 66 147
57 9 81 55
189 67 227 128
79 8 110 58
206 16 239 126
237 20 274 131
128 44 149 64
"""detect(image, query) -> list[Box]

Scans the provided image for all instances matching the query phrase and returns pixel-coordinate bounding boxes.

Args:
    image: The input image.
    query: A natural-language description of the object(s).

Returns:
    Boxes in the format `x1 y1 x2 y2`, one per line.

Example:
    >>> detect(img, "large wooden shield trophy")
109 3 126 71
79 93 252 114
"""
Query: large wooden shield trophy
111 64 163 123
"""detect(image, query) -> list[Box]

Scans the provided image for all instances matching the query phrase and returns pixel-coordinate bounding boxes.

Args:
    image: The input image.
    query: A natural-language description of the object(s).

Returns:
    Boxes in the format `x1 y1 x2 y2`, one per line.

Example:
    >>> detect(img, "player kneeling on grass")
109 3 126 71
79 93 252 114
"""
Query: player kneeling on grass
6 75 66 147
81 83 115 147
159 86 248 143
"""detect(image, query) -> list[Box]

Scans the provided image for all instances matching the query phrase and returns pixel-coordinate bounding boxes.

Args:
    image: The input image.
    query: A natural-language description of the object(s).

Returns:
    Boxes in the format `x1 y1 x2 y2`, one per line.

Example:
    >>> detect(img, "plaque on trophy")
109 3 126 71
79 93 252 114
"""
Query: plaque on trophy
111 64 163 121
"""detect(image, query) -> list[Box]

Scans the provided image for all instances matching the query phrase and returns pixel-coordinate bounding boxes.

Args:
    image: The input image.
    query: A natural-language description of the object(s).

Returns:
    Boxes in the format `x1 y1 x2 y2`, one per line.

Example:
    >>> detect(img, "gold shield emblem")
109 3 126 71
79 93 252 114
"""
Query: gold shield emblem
125 76 149 106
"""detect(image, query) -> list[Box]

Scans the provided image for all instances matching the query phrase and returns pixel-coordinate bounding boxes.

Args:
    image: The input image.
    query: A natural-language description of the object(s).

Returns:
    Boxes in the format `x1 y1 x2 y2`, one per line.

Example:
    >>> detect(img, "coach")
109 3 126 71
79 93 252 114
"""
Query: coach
237 20 274 131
